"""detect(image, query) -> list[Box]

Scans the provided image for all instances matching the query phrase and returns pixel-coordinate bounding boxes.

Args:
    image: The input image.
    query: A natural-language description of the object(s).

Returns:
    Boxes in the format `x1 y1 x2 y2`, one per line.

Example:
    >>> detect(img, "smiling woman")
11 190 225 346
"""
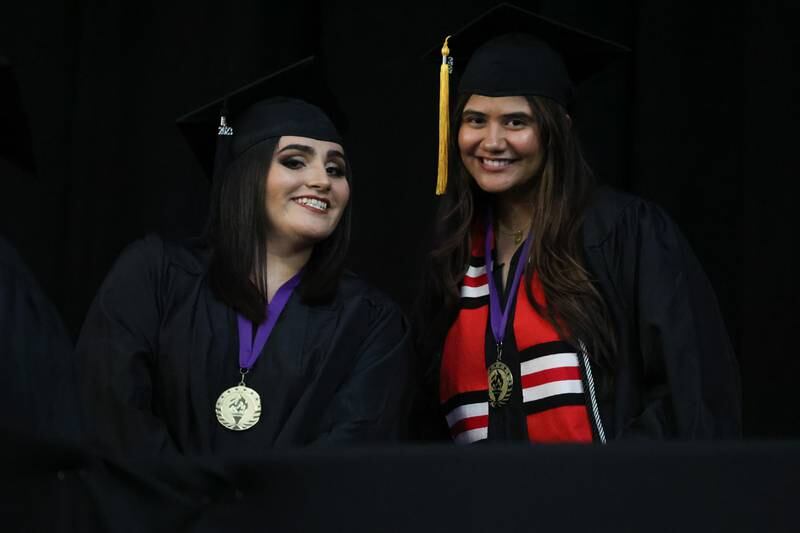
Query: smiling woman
415 4 740 444
75 58 413 458
266 137 350 252
458 95 544 198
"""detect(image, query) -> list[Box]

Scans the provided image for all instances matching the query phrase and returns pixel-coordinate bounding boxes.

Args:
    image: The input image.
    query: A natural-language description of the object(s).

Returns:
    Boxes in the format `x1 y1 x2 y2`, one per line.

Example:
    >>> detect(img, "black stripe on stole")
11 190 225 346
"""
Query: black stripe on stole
523 393 587 415
518 340 578 363
441 390 488 417
468 255 486 267
459 295 489 309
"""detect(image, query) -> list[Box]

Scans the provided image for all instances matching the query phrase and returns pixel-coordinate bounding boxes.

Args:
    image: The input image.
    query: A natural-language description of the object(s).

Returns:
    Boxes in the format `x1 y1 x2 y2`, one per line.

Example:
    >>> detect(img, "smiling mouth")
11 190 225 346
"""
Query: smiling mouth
292 197 330 213
478 157 517 169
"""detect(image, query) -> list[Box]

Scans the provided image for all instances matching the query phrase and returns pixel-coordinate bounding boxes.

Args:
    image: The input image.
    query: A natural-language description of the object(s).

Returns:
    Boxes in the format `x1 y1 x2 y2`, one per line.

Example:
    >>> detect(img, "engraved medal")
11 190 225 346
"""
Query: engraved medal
215 385 262 431
488 360 513 408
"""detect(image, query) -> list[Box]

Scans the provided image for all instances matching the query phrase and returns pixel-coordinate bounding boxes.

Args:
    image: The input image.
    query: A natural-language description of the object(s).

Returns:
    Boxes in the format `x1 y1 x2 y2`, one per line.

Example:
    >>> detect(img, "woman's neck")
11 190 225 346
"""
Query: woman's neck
491 189 535 290
493 187 534 236
263 240 312 302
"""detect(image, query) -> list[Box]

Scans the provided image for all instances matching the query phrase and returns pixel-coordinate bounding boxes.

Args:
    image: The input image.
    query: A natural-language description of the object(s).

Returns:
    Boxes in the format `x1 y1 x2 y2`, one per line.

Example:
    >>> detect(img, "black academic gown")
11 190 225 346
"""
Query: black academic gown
0 237 79 442
582 187 741 439
415 186 741 441
0 238 84 533
76 235 413 461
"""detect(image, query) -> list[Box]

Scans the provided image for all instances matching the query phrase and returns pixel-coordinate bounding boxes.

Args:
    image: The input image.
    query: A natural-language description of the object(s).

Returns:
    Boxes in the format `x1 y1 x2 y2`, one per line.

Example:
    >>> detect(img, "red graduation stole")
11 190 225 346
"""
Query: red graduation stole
440 223 593 444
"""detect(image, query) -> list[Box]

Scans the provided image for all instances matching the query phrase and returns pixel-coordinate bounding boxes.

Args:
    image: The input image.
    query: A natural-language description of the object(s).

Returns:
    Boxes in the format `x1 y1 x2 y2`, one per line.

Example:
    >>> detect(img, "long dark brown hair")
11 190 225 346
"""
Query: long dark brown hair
419 94 615 370
206 137 352 324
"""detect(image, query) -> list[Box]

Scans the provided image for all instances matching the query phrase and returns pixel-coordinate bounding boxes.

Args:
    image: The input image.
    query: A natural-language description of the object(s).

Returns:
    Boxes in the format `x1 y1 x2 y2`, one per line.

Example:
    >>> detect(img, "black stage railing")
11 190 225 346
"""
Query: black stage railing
4 432 799 532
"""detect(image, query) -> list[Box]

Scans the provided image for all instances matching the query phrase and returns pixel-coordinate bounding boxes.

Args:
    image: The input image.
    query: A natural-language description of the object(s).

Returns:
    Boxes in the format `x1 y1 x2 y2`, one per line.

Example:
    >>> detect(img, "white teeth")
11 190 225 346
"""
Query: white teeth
481 158 512 168
294 197 329 211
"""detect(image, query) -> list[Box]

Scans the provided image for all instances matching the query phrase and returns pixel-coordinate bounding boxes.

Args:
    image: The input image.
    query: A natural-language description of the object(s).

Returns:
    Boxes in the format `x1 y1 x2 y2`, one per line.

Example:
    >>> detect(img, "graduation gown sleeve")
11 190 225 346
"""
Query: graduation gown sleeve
75 235 183 458
313 294 413 444
585 191 741 438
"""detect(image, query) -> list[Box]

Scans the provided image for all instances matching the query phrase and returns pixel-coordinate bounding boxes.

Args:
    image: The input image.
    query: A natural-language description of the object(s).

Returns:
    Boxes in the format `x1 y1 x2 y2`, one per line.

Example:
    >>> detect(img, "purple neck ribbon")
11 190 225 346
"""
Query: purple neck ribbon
484 208 534 351
237 270 303 371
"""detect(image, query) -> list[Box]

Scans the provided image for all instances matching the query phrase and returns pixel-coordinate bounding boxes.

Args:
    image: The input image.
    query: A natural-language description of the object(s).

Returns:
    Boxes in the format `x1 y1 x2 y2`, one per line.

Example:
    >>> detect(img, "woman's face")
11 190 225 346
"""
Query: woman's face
458 95 544 195
264 135 350 250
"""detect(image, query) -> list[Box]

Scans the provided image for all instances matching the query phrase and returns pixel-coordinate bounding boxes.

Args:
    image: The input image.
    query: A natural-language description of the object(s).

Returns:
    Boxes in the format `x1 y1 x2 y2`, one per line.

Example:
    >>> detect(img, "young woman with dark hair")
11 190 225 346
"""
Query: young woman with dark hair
76 68 412 458
415 5 740 444
206 135 351 322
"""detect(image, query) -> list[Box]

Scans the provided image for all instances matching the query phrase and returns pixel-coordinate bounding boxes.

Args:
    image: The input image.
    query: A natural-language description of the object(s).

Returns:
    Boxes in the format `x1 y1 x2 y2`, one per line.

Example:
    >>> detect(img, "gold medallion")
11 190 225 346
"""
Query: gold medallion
215 385 262 431
488 361 513 408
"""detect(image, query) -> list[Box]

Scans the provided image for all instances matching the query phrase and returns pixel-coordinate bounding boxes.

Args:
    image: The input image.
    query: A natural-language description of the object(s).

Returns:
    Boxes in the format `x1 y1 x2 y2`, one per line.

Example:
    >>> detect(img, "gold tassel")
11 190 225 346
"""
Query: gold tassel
436 36 451 196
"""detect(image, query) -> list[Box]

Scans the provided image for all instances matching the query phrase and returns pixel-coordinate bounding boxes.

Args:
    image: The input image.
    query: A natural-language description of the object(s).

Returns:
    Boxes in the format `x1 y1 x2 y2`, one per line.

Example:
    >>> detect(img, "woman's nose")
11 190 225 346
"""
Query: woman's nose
306 164 332 191
481 123 505 151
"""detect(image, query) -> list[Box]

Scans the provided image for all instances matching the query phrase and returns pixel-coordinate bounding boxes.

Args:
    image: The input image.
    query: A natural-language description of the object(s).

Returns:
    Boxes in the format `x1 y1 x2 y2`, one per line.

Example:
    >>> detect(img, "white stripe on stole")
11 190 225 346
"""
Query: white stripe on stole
445 402 489 427
454 427 488 445
460 284 489 298
520 352 579 376
522 380 585 403
465 264 487 278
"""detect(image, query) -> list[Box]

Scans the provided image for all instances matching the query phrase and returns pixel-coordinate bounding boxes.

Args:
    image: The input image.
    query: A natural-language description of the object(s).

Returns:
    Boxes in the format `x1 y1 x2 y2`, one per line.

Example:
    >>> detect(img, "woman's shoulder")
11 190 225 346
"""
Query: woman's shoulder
111 234 208 278
582 186 681 248
0 237 69 332
89 235 211 325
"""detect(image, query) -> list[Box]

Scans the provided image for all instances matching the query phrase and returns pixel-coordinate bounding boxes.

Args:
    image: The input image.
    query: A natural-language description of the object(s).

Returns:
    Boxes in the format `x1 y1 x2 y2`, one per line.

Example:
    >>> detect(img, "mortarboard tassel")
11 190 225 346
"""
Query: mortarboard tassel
436 36 451 196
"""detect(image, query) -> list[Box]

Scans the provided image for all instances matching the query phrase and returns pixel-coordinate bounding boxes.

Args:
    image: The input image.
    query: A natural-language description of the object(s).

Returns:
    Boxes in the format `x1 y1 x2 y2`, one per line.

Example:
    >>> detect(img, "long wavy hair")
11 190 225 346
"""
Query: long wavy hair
206 137 352 324
418 94 615 371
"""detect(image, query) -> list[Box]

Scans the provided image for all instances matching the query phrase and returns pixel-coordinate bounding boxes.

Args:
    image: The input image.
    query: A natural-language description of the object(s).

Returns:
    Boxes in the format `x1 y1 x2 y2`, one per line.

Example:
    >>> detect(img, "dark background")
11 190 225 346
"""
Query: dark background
0 0 797 437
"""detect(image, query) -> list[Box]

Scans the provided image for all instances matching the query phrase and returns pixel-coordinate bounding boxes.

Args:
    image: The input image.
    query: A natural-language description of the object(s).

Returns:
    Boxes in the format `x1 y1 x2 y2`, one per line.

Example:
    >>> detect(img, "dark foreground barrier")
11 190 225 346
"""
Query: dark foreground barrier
3 431 798 532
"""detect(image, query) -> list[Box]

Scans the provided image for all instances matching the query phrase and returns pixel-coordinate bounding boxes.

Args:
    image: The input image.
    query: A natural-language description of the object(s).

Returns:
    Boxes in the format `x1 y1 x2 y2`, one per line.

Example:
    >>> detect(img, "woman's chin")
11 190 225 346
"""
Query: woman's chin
471 171 537 198
267 217 340 251
473 179 516 195
290 227 335 247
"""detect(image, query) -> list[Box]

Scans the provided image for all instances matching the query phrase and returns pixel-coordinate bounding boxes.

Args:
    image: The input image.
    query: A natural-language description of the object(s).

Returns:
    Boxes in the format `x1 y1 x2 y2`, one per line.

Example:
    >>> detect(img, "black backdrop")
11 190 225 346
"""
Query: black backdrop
0 0 797 438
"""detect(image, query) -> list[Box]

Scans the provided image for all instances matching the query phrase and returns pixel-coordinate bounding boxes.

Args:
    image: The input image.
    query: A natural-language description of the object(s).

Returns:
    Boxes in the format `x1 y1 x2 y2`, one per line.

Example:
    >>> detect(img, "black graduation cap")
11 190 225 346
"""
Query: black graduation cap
430 2 630 194
176 56 345 182
436 2 630 107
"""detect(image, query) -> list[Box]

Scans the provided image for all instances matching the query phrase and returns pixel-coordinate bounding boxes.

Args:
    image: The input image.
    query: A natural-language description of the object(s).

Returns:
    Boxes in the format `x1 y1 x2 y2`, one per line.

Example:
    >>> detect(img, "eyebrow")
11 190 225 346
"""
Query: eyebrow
278 143 315 155
502 112 535 121
277 144 346 161
462 109 534 120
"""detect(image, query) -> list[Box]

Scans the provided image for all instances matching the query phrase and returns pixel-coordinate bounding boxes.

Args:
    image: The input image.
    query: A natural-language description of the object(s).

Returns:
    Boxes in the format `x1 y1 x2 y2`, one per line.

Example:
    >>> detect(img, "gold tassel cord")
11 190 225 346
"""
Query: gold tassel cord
436 36 451 196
